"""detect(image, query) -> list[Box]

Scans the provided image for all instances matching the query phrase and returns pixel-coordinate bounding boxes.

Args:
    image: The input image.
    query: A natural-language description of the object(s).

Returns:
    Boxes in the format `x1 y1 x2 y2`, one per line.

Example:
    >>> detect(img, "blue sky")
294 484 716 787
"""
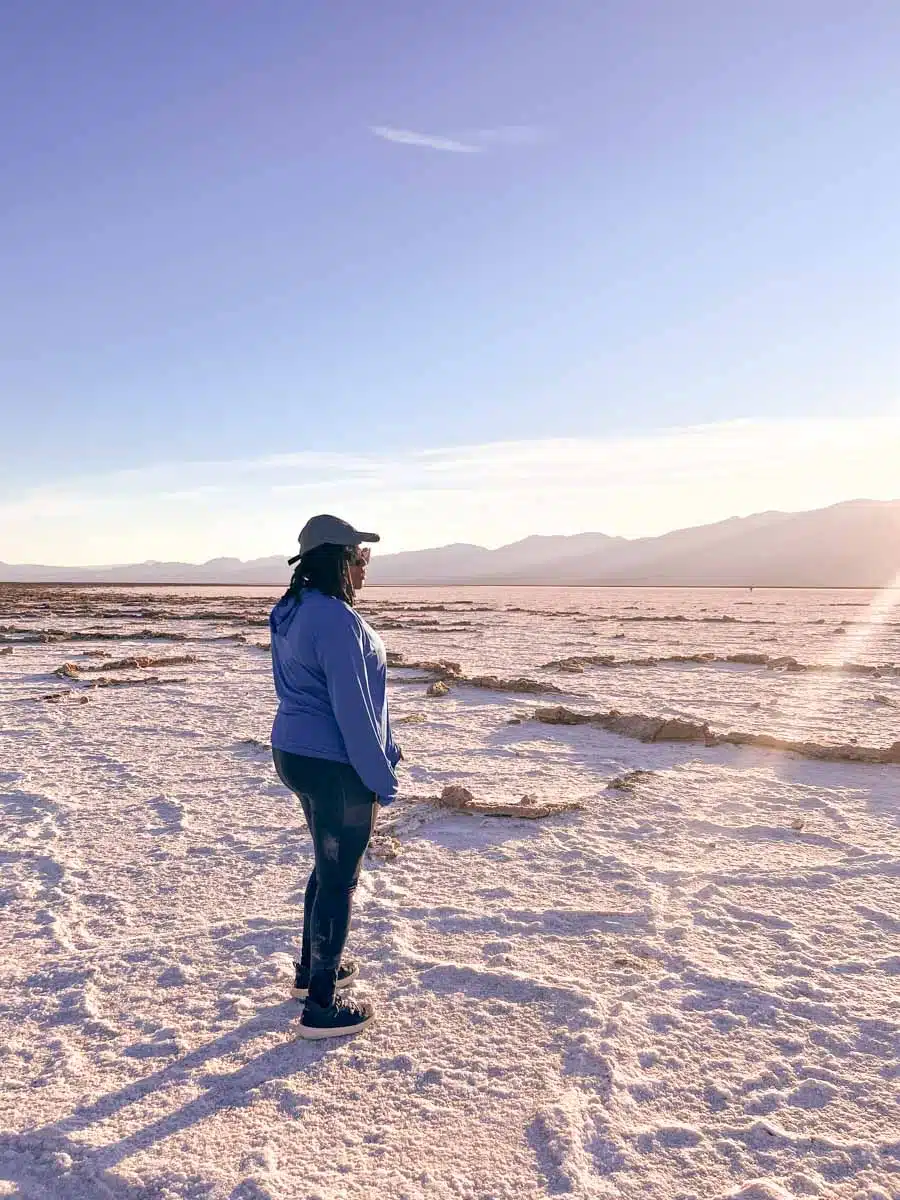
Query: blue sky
2 2 898 562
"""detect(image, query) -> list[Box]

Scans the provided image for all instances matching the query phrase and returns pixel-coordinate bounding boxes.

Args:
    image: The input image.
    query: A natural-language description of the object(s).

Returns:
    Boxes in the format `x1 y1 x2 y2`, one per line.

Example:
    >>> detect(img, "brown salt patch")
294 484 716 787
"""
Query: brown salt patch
404 657 566 697
86 675 190 689
466 675 566 696
607 770 658 792
367 834 402 860
5 626 190 644
86 654 197 672
532 705 900 765
54 654 197 677
404 659 462 678
53 663 81 678
540 652 899 677
435 784 582 819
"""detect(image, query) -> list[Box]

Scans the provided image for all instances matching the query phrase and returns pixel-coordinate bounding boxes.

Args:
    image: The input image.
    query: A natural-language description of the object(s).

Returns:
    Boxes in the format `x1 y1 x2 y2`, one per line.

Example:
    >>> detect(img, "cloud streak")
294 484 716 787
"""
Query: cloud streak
370 126 482 154
370 124 543 154
2 416 897 564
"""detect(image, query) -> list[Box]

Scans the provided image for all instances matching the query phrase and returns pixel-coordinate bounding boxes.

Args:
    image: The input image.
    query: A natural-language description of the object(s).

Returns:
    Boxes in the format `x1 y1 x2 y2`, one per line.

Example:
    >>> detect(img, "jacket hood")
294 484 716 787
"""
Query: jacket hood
270 593 300 636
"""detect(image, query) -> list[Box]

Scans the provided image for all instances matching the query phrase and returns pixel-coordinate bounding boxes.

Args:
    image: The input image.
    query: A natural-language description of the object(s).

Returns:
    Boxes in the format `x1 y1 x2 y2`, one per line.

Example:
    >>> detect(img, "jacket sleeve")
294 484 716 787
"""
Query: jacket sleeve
316 611 399 803
385 708 402 768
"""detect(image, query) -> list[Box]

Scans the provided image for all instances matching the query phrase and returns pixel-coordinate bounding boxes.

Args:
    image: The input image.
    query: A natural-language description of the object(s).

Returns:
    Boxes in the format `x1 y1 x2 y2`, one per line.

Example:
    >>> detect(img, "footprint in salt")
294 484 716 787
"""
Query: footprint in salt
147 794 185 833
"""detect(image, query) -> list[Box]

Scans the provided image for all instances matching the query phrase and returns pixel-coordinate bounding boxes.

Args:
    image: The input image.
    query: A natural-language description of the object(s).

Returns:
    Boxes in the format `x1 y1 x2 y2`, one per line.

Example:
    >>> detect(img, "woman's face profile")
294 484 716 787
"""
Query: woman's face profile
348 545 371 592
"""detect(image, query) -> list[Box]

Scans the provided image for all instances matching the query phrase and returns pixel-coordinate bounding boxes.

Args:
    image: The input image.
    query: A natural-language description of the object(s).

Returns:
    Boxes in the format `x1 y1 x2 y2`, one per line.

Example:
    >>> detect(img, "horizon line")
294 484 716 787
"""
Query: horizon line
2 582 895 591
1 495 897 571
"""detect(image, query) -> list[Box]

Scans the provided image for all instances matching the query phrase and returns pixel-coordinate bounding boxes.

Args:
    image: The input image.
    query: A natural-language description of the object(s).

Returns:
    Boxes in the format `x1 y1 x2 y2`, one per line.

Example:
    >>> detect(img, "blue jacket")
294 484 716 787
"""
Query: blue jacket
269 589 400 804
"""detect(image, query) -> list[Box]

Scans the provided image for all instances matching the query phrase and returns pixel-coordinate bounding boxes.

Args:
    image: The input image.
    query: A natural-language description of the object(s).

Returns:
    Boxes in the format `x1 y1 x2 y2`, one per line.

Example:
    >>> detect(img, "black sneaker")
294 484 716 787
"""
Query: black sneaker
297 993 375 1041
290 959 359 1000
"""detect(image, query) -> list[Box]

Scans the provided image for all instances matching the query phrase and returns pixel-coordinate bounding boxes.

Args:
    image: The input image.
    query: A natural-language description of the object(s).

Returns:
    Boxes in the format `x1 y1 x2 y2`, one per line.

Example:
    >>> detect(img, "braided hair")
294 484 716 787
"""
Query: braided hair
282 543 355 607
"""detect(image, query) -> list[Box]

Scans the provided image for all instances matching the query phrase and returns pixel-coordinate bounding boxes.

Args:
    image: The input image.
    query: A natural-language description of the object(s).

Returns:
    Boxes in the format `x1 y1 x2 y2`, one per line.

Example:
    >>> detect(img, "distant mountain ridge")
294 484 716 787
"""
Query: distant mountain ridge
2 500 899 587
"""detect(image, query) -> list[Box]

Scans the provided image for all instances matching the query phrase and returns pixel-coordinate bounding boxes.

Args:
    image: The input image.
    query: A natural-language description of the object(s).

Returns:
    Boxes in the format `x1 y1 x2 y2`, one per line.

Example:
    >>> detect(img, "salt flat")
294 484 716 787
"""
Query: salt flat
1 585 898 1200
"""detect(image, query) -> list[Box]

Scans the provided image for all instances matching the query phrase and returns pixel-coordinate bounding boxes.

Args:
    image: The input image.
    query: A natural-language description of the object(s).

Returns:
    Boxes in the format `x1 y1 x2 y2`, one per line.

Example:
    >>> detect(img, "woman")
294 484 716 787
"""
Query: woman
269 514 401 1040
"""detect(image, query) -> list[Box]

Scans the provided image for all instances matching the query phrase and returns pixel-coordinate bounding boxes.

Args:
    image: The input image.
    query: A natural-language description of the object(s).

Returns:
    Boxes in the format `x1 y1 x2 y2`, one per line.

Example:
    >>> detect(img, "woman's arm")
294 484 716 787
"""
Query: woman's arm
315 609 399 803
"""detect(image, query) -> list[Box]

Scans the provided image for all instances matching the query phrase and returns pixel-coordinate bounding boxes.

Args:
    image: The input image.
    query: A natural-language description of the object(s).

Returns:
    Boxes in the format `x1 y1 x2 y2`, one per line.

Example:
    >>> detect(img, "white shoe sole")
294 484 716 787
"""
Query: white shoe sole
290 964 359 1000
296 1010 376 1041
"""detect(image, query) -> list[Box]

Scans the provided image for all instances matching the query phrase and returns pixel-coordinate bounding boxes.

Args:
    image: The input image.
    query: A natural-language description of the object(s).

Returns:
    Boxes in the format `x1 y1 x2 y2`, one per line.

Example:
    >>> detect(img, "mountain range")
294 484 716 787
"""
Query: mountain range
2 500 899 587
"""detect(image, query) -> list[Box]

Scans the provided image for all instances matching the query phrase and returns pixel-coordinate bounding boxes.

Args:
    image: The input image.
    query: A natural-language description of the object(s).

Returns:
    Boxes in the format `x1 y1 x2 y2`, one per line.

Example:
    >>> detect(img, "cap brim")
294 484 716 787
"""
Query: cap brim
289 530 379 564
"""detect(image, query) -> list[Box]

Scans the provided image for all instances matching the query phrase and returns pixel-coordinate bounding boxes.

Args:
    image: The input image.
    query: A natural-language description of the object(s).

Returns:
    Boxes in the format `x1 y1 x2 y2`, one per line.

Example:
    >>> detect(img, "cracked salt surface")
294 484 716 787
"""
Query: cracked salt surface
0 583 898 1199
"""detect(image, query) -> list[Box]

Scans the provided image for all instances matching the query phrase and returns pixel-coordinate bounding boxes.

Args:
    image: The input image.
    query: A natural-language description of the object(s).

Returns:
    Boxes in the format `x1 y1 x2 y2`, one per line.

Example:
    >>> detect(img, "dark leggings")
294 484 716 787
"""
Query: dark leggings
272 748 378 1006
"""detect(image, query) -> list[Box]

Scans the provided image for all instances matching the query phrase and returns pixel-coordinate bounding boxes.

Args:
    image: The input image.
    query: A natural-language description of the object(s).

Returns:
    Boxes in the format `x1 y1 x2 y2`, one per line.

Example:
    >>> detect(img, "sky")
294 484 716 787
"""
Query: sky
2 1 898 563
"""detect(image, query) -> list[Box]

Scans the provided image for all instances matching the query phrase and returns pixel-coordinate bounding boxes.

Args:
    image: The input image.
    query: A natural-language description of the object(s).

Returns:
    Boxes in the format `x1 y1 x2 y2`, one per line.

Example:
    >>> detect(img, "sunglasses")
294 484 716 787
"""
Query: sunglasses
347 546 371 567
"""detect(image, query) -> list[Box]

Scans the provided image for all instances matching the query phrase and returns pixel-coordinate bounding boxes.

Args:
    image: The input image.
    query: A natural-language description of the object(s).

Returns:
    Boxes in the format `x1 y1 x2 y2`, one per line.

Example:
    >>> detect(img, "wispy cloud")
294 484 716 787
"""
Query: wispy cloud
370 126 482 154
2 417 898 565
370 124 544 154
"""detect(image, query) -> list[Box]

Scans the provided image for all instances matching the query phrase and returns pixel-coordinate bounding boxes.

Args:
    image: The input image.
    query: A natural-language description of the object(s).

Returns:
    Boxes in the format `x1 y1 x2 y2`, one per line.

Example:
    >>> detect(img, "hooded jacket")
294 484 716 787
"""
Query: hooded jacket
269 589 400 804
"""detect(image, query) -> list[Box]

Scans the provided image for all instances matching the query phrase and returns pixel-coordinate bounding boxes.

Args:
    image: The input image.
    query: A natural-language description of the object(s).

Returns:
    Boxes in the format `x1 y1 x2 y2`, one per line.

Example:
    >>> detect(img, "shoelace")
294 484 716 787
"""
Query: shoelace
335 995 367 1017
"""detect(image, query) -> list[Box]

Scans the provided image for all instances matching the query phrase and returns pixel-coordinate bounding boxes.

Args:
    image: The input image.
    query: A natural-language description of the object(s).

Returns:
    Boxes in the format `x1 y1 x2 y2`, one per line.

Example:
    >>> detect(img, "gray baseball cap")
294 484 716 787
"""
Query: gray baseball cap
288 514 380 565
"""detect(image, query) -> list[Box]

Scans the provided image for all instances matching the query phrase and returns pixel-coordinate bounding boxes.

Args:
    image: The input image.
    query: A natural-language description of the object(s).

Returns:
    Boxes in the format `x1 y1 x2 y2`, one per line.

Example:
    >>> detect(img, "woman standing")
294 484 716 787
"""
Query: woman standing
270 514 400 1039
